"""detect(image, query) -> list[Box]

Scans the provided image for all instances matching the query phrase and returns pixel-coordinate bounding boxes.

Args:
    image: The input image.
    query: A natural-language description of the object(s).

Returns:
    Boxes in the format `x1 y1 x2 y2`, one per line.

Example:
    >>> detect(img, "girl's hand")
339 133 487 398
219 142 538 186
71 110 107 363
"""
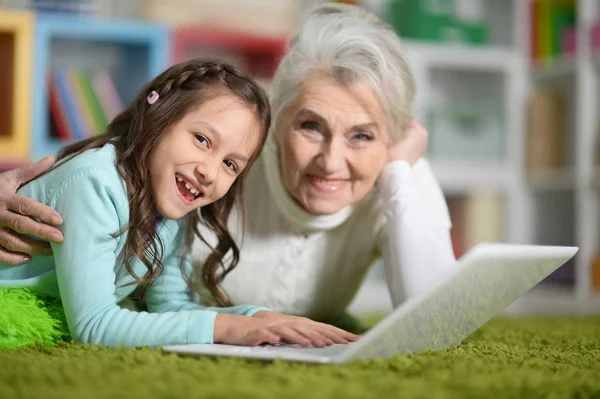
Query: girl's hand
387 121 428 166
214 312 360 347
0 156 64 264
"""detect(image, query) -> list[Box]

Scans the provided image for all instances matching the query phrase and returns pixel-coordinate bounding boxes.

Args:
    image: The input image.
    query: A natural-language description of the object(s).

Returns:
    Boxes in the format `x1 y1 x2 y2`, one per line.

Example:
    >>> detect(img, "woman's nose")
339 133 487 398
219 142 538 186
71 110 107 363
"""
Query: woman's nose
316 139 344 172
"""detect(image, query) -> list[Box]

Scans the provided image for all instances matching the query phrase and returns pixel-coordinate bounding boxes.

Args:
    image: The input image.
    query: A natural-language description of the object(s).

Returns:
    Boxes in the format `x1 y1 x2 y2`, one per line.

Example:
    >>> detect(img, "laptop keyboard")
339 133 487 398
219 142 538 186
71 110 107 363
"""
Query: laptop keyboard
256 342 351 356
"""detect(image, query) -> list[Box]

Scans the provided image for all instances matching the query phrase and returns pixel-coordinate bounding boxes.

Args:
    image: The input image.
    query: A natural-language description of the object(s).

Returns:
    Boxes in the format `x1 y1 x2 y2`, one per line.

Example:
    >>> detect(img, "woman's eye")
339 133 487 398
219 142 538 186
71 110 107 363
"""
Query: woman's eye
223 159 237 172
299 121 319 131
353 132 373 141
195 135 209 147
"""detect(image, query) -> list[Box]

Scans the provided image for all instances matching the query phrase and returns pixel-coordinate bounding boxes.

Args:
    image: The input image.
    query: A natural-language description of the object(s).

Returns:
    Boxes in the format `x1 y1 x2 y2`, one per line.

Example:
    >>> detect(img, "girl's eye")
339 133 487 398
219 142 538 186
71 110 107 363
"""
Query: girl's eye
353 132 373 141
195 135 209 147
223 159 237 172
300 121 319 131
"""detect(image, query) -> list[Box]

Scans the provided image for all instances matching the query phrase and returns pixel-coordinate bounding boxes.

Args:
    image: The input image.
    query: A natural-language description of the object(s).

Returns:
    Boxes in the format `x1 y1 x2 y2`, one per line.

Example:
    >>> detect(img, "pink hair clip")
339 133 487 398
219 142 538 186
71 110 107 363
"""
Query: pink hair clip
147 90 159 105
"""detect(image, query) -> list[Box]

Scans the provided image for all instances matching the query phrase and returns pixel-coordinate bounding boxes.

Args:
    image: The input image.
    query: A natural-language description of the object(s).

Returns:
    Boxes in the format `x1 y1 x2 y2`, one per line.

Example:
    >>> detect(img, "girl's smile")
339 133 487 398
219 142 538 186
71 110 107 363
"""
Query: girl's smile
175 173 204 206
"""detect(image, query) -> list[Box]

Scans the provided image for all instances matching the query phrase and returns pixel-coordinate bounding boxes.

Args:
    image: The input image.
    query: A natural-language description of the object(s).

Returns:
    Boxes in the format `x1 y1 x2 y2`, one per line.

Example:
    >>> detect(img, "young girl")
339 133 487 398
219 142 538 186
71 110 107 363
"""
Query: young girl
0 59 358 348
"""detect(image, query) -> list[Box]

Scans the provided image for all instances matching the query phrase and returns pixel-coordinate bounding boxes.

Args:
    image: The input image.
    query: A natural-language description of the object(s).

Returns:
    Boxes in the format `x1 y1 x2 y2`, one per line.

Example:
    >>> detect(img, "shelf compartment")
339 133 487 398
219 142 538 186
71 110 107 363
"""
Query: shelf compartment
0 9 33 165
30 13 168 159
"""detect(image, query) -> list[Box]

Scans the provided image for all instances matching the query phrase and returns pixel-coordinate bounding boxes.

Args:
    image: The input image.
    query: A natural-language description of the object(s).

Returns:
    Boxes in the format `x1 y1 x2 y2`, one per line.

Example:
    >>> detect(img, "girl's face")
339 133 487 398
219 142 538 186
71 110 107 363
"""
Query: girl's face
276 78 389 215
149 94 261 220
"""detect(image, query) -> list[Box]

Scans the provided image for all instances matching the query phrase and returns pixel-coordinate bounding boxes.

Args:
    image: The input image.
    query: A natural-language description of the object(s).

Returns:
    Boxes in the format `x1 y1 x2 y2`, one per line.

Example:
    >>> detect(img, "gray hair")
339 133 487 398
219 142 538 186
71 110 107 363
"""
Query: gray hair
269 2 416 142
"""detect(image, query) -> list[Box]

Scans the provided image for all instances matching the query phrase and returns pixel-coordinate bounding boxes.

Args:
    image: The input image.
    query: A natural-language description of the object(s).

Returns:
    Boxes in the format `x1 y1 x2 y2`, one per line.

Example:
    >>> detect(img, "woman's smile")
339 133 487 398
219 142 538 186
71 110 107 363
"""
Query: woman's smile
306 174 350 194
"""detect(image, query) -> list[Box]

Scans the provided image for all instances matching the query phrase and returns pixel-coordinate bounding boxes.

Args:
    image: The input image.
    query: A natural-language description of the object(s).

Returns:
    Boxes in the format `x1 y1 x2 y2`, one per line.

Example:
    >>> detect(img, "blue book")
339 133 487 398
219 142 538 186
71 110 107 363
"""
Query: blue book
54 67 87 141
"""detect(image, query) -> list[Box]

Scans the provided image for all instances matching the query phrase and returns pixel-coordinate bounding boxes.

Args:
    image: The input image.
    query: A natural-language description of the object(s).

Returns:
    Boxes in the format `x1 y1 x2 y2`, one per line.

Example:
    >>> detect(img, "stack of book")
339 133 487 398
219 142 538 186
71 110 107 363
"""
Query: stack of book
526 88 566 172
530 0 577 64
47 67 122 142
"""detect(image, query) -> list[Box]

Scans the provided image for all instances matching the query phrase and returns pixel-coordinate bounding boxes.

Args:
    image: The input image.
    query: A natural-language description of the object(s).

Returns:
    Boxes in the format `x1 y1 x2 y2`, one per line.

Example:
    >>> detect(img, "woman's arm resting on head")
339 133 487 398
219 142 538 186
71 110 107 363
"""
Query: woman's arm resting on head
0 156 64 264
380 122 457 306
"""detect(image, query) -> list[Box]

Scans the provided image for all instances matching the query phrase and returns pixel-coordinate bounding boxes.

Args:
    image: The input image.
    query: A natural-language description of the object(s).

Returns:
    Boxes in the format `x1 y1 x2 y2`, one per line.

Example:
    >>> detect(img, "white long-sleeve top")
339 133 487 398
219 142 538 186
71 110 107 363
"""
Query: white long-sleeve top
191 138 457 320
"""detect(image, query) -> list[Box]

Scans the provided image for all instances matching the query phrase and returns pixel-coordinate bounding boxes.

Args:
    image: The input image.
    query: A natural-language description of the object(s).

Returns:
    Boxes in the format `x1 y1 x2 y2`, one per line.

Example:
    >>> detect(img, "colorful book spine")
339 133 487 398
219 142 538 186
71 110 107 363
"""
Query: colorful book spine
78 72 108 135
53 67 87 140
530 0 577 64
47 70 72 142
92 70 123 121
47 67 122 144
67 67 95 137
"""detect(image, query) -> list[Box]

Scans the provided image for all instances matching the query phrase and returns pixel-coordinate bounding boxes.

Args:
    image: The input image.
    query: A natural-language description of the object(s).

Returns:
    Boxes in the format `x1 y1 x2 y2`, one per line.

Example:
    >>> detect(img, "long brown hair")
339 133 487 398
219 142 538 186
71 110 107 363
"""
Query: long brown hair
54 59 270 306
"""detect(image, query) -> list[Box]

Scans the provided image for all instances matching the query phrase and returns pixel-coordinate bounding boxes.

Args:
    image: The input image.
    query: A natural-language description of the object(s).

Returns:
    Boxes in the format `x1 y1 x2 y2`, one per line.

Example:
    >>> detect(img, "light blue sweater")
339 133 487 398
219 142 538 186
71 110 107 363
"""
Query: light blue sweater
0 144 267 347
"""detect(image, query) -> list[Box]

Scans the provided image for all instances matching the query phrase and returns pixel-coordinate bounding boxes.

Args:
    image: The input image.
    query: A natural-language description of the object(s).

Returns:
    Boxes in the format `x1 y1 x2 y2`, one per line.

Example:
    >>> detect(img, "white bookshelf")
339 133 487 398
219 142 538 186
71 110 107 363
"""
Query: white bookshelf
106 0 600 316
349 0 600 316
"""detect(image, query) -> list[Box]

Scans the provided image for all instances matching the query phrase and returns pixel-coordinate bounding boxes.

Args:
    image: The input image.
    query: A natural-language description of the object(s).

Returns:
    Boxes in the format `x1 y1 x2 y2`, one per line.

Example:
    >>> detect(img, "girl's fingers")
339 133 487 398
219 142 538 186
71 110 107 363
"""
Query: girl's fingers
315 327 349 345
274 326 312 347
293 326 333 347
318 323 360 342
252 330 281 346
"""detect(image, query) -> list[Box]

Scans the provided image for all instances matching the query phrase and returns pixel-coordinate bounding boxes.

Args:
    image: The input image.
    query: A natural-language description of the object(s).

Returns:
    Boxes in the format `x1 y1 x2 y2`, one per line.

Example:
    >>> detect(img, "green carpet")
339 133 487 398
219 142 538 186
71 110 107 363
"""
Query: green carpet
1 316 599 399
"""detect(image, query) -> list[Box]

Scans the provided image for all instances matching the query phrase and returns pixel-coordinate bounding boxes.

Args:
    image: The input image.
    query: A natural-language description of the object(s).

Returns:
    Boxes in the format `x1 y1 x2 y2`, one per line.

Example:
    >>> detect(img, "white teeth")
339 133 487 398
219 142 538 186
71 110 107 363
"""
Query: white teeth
177 175 201 198
312 177 344 185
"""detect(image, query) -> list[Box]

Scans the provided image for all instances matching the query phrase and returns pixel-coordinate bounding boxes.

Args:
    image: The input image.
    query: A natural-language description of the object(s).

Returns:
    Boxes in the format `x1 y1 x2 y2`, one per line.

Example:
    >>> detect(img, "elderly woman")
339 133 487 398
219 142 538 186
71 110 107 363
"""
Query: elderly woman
0 4 455 326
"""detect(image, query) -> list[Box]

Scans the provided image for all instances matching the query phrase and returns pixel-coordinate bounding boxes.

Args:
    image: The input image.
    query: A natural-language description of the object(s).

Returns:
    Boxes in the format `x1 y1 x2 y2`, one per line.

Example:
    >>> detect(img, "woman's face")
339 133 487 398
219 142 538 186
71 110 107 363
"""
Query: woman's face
277 78 389 215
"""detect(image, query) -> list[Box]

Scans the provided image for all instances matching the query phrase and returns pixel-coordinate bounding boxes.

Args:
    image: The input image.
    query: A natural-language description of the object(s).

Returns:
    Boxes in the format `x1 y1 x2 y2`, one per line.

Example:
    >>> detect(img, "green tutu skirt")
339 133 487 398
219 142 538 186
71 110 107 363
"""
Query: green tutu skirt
0 288 70 349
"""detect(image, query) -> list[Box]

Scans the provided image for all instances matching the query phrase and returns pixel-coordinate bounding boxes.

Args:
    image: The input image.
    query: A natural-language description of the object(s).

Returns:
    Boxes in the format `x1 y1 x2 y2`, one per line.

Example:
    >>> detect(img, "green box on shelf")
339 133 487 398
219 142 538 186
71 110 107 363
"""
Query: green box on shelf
441 21 489 45
427 103 504 161
386 0 454 41
386 0 489 45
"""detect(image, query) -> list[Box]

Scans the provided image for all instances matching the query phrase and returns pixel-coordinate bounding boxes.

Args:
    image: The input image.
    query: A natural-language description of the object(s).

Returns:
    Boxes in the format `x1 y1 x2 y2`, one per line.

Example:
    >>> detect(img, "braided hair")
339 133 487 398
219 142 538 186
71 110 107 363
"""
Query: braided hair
56 58 271 306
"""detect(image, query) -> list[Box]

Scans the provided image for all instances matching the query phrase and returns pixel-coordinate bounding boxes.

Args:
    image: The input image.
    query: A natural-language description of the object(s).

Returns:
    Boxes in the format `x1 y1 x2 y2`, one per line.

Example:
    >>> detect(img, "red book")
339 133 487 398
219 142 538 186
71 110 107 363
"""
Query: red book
48 71 72 142
530 0 539 62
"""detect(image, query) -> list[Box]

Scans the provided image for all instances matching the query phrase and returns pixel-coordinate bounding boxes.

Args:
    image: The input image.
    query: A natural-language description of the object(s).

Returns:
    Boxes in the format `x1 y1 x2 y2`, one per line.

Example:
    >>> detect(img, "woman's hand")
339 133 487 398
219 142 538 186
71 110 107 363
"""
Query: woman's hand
387 121 428 166
0 156 64 264
213 311 360 347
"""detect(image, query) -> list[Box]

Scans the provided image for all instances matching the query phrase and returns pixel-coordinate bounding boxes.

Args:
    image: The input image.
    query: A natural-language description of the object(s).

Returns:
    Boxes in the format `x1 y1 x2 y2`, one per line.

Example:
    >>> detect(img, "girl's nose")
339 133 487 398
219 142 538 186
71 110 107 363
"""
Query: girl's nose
195 159 219 185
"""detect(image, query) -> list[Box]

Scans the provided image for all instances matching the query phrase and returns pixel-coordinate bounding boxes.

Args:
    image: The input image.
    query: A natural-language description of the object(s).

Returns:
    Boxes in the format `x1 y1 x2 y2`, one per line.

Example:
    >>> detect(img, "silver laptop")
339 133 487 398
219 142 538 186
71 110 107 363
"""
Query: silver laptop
163 243 578 364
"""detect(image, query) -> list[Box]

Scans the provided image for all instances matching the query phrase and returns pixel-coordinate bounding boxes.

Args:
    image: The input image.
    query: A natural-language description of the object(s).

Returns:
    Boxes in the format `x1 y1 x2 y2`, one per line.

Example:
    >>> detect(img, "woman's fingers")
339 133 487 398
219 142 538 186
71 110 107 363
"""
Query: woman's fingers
0 227 53 256
0 157 63 249
0 203 63 243
0 247 30 265
6 194 63 228
11 155 56 186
